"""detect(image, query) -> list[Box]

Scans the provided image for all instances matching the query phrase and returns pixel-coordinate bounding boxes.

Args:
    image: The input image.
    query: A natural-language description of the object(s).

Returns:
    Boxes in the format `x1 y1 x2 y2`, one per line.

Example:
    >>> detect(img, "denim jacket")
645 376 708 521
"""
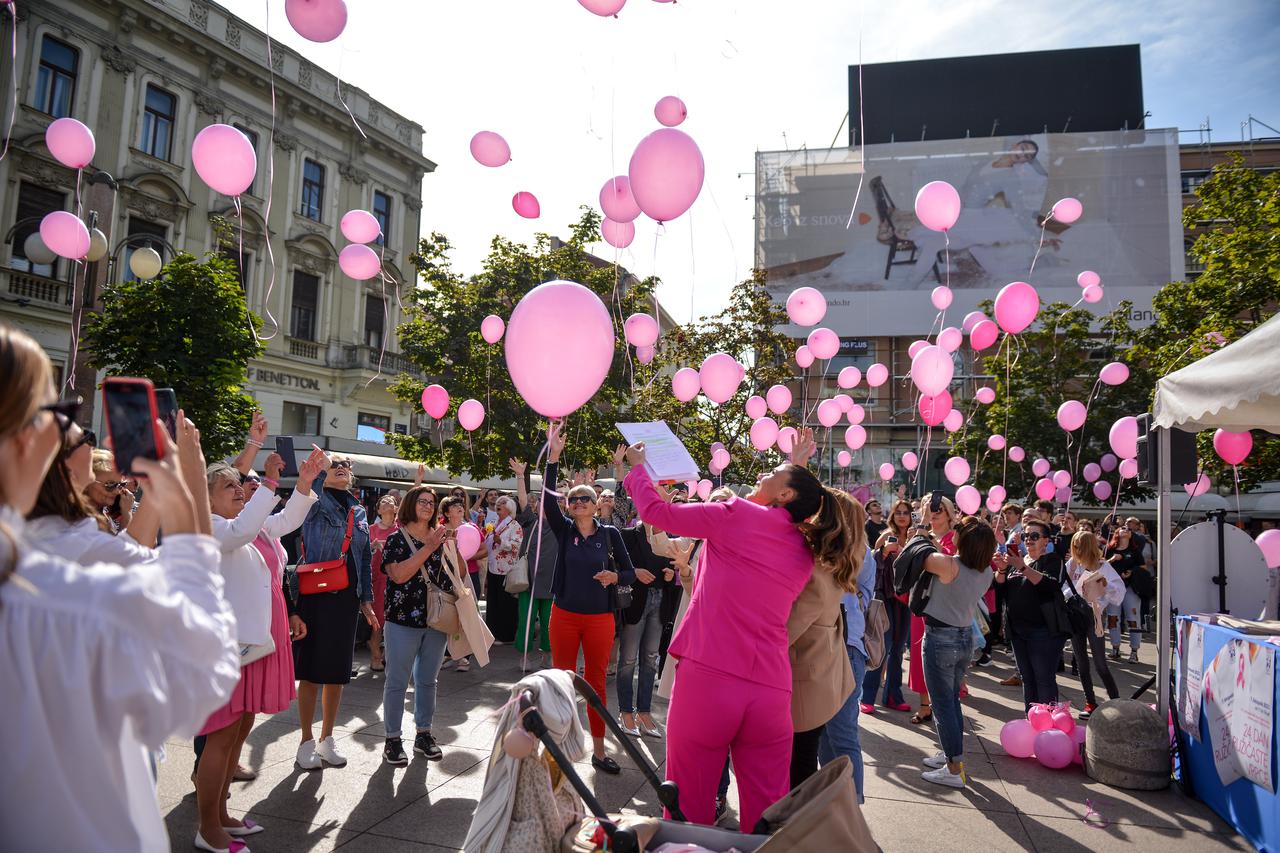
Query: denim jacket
299 472 373 603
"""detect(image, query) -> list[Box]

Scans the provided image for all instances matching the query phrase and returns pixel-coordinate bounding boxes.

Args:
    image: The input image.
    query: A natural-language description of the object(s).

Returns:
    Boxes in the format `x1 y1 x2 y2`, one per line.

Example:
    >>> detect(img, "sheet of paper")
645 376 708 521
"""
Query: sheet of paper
616 422 700 484
1179 621 1206 740
1233 641 1275 792
1204 640 1242 787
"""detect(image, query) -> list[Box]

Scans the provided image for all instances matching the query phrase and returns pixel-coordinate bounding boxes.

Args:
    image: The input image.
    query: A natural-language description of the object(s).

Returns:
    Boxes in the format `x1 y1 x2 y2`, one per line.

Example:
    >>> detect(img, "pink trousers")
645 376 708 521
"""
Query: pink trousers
665 658 792 832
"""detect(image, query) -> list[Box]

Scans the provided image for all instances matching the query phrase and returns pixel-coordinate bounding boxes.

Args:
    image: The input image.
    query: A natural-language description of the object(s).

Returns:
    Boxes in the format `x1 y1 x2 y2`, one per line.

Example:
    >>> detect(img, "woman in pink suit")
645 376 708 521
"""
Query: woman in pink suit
621 434 853 832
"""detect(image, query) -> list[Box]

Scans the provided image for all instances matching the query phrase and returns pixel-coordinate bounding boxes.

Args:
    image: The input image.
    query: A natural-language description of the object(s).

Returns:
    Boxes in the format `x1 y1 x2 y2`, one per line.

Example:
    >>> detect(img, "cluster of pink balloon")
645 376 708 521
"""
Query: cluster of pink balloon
337 209 383 281
1000 703 1085 770
37 119 98 262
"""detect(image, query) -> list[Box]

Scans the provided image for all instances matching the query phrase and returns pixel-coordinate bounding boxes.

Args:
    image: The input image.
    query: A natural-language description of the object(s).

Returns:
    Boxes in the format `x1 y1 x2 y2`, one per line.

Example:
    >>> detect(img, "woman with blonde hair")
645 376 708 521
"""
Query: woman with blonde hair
368 493 401 671
1065 530 1123 718
909 492 958 725
861 498 914 713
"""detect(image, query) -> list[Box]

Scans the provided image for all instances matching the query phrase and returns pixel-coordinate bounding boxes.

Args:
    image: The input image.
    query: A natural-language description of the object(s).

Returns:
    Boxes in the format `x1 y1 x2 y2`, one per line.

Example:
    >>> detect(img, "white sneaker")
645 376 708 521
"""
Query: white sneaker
922 764 966 788
922 751 948 769
296 739 322 771
314 736 348 767
1129 650 1140 663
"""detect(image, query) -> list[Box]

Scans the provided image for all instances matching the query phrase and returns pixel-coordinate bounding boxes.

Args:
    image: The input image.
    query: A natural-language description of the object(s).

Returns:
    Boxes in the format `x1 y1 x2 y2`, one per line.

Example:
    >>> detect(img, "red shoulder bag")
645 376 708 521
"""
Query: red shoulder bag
297 508 356 595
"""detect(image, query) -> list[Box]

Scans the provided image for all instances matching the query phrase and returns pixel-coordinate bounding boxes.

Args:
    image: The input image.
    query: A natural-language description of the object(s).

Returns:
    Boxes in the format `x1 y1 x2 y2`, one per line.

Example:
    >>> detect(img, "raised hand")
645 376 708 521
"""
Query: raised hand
133 427 198 536
624 442 647 468
547 421 566 463
263 452 285 482
790 427 817 468
249 410 268 446
612 443 627 467
509 458 527 477
296 446 328 495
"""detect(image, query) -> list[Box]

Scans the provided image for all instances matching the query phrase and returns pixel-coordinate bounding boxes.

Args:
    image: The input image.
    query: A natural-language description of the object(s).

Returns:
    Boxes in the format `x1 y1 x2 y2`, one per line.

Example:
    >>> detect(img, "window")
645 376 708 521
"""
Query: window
11 182 67 278
35 36 78 118
357 412 391 443
300 159 325 221
1181 171 1210 195
290 271 319 341
1185 239 1205 278
364 295 385 349
221 246 253 292
122 217 168 282
281 401 321 436
233 125 259 195
372 190 391 246
140 84 176 160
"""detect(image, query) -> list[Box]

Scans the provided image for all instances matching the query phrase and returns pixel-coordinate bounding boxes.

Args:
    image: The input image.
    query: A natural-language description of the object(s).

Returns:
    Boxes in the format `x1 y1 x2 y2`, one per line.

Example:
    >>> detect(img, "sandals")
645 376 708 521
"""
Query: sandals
910 704 933 725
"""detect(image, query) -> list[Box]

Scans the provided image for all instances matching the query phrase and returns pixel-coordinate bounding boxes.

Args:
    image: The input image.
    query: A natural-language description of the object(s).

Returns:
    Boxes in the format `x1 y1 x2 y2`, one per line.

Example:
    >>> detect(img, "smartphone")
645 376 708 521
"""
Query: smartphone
887 535 898 544
929 492 943 514
102 377 165 476
154 387 178 438
275 435 299 478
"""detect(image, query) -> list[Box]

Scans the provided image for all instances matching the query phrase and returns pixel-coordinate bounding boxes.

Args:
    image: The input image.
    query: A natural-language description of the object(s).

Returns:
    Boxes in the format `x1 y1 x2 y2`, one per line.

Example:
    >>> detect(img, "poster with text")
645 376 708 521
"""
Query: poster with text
1204 640 1242 787
1233 642 1276 792
1178 621 1206 739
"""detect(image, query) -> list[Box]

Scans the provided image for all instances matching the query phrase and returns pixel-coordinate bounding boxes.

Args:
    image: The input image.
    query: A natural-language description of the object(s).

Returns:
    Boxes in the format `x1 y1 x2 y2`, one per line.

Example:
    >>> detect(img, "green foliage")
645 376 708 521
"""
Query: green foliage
82 250 264 460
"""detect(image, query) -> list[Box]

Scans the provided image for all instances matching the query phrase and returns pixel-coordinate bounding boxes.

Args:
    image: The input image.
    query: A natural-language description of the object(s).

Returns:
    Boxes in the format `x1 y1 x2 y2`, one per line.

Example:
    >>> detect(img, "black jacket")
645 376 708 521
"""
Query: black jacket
893 535 939 616
619 525 677 625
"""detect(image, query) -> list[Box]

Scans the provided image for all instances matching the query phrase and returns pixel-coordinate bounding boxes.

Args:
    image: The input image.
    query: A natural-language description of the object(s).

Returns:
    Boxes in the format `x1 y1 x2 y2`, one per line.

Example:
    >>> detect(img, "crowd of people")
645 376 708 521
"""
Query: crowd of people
0 322 1164 851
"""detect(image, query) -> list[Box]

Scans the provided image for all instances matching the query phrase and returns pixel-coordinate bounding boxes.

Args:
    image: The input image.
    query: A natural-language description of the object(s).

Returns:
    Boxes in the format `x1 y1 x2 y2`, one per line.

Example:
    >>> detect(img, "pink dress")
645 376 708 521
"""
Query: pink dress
909 529 956 696
199 533 296 734
370 520 399 620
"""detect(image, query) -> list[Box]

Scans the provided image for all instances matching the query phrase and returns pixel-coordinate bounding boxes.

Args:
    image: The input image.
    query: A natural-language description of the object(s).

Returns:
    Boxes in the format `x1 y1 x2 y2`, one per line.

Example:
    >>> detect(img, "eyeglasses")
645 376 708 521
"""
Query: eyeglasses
893 509 911 515
68 429 96 452
329 460 353 471
1023 532 1044 542
566 495 595 505
415 499 436 508
99 480 129 491
39 398 82 435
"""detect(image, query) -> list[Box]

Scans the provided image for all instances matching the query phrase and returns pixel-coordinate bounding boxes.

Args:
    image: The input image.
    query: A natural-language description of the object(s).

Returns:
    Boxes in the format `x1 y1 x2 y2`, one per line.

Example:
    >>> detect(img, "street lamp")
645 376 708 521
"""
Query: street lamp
107 233 178 282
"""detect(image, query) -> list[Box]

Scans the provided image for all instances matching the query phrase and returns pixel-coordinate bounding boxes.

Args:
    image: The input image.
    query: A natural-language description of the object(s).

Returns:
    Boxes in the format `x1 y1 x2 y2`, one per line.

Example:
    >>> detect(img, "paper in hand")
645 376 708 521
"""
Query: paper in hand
616 421 699 483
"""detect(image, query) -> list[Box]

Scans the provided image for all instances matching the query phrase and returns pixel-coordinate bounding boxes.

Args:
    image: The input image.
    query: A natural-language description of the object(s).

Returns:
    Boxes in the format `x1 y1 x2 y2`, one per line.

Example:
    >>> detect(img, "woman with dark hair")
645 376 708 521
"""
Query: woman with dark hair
367 494 400 672
909 493 958 726
620 430 857 832
439 494 483 672
1105 524 1147 662
860 498 914 713
996 518 1068 710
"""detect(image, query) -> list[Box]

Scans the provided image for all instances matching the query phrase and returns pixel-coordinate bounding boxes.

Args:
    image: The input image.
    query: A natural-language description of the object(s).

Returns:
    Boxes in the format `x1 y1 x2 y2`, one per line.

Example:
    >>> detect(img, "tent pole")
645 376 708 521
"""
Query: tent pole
1157 426 1173 720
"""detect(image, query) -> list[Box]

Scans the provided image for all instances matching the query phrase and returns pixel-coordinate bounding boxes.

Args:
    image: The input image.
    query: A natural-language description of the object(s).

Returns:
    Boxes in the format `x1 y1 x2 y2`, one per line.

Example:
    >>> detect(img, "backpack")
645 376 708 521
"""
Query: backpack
857 588 890 671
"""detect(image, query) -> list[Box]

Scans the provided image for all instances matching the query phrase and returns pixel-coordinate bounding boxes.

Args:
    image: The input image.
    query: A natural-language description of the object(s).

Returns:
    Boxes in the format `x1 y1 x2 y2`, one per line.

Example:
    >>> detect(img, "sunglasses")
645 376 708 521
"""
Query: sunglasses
1023 532 1044 542
68 428 97 452
329 460 353 470
566 494 595 505
241 474 261 485
40 398 82 435
99 480 129 491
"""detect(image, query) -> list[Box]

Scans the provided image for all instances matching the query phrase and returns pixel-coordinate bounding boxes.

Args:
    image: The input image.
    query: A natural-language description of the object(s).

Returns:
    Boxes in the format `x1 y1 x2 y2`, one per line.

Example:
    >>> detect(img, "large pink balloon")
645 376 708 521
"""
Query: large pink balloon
672 367 700 402
1035 729 1075 770
1109 416 1139 459
938 326 963 353
795 345 815 369
919 391 952 426
1101 453 1118 472
914 180 961 232
837 450 852 467
777 427 798 454
1213 429 1253 466
629 128 704 222
1000 719 1036 758
600 218 635 249
975 386 996 405
1032 458 1051 478
455 523 482 561
481 314 505 344
1050 197 1083 224
846 404 866 425
806 327 840 360
931 286 953 310
339 244 380 280
421 384 449 419
955 485 981 515
1118 458 1138 479
844 425 867 450
1092 480 1113 501
285 0 347 42
1083 463 1102 483
578 0 626 15
512 192 540 219
711 447 730 471
878 462 895 481
786 287 827 326
470 131 511 167
944 456 970 487
1257 530 1280 570
624 313 659 347
1082 284 1104 304
700 353 742 403
636 344 655 365
1008 446 1025 463
838 366 861 389
1099 362 1130 386
817 399 843 428
1184 473 1211 497
745 395 767 420
654 95 687 127
910 345 954 397
750 417 779 451
341 209 381 244
457 399 485 431
994 281 1039 335
835 393 854 413
943 409 964 432
192 124 256 196
766 384 792 415
907 339 928 360
970 320 999 351
962 311 986 333
697 479 713 500
39 211 89 260
902 451 919 471
866 363 889 387
599 176 641 223
506 280 614 418
1034 478 1055 501
45 117 95 169
988 484 1007 505
1052 469 1072 488
1078 270 1101 289
1057 400 1087 431
988 434 1006 451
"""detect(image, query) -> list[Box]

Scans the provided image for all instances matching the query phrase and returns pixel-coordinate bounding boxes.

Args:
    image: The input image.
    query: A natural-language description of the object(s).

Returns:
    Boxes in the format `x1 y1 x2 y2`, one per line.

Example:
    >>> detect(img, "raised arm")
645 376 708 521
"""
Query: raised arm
510 457 529 511
261 447 326 539
621 446 731 541
232 411 268 476
210 480 278 552
541 422 572 537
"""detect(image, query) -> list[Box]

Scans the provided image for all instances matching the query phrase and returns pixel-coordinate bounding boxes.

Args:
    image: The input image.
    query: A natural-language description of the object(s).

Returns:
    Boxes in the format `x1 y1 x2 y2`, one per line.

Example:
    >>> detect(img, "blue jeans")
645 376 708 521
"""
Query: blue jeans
382 620 450 739
922 624 972 762
818 645 867 803
861 597 910 706
617 588 663 713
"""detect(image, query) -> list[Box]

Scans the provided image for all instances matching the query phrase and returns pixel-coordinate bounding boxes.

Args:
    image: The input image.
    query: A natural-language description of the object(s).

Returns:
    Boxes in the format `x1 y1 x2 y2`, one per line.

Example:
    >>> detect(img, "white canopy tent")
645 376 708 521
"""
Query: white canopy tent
1150 312 1280 717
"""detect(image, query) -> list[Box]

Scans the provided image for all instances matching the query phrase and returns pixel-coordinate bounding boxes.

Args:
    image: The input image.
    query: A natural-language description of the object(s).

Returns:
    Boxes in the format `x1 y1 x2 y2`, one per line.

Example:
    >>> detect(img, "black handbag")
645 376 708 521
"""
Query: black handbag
605 530 633 612
1062 569 1097 637
1036 560 1074 638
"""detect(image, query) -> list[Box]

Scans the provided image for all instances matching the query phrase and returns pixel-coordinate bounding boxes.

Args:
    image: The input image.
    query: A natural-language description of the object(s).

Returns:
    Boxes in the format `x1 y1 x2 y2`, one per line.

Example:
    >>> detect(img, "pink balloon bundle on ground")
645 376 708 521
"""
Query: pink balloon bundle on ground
285 0 347 42
470 131 511 167
420 384 449 419
672 368 700 402
994 281 1039 335
512 192 540 219
629 128 704 222
1028 704 1053 732
46 117 95 169
192 124 256 196
1000 719 1036 758
480 314 505 344
339 244 380 280
1035 729 1075 769
786 286 826 326
654 95 687 127
914 181 961 232
457 399 485 431
624 313 659 348
918 391 952 426
599 176 641 223
601 218 635 249
341 209 381 244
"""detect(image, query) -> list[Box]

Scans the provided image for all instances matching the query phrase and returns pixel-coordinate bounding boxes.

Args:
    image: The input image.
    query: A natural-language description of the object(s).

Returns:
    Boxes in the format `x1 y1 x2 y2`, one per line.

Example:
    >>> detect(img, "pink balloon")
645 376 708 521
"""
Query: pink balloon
844 425 867 450
1035 729 1075 770
45 117 95 169
1092 480 1113 501
480 314 505 344
795 345 815 369
1256 530 1280 570
1082 463 1101 483
994 281 1039 335
806 327 840 360
1000 719 1036 758
988 485 1007 505
455 522 482 560
1213 429 1253 466
39 211 89 260
907 339 928 360
341 209 381 244
457 399 485 431
938 326 963 353
987 495 1005 514
505 280 615 418
1035 478 1056 501
1032 458 1052 478
910 345 954 397
697 479 713 501
944 456 970 487
1008 446 1025 463
628 128 704 222
962 311 986 333
654 95 687 127
975 386 996 405
954 485 979 515
786 286 826 326
578 0 625 15
601 218 635 249
285 0 347 42
943 409 964 432
865 363 889 387
1100 453 1118 473
339 244 380 280
711 448 730 471
624 313 659 347
970 320 1000 351
878 462 895 481
1057 400 1087 432
777 427 798 454
837 366 861 389
1099 362 1130 386
191 124 256 196
919 391 952 427
512 192 540 219
636 344 655 365
1028 705 1054 732
914 180 961 232
672 367 700 402
1077 270 1101 289
420 384 449 419
1184 473 1211 497
1082 284 1104 303
750 417 779 451
834 394 854 413
1109 416 1139 459
931 286 953 310
685 480 699 496
837 450 852 467
988 434 1006 451
1051 197 1083 224
902 452 919 471
846 404 866 425
745 395 767 420
817 399 843 428
700 352 742 404
470 131 511 167
1118 458 1138 479
1052 469 1072 489
766 384 792 415
600 176 641 223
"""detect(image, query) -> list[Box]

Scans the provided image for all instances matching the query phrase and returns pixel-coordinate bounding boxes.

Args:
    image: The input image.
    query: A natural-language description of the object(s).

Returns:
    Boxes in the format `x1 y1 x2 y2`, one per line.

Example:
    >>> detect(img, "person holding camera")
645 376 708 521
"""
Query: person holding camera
860 498 915 713
908 493 958 726
995 518 1067 710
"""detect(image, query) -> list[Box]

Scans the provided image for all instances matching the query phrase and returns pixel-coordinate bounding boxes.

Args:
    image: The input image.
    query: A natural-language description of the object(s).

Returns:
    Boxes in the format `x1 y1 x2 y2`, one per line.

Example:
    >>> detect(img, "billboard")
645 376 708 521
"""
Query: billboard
757 129 1182 337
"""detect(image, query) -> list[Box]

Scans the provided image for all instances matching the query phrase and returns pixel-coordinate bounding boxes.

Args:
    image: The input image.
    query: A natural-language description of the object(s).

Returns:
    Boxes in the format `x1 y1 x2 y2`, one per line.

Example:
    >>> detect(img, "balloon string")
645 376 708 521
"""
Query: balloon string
843 0 866 230
257 0 280 340
335 45 367 141
1028 211 1054 281
1233 464 1242 520
0 2 16 163
232 195 260 349
62 261 85 395
518 436 553 672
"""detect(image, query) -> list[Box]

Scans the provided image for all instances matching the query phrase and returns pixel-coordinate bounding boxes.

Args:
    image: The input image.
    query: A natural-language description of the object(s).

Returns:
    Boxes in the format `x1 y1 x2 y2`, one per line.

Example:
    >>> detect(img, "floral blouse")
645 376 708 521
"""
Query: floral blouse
489 516 524 577
381 529 451 628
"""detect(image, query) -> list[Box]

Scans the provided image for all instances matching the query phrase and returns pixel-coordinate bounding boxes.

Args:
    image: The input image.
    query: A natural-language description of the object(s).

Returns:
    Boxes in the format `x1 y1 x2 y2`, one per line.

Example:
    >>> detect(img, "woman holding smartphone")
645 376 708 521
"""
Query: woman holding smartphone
860 499 915 713
995 518 1067 710
909 493 958 725
368 494 401 672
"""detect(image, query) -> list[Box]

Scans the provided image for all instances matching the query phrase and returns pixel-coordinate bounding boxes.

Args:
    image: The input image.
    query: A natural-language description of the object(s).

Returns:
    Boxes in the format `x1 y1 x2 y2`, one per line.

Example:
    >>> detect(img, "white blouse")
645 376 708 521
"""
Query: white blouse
25 514 158 566
0 507 239 852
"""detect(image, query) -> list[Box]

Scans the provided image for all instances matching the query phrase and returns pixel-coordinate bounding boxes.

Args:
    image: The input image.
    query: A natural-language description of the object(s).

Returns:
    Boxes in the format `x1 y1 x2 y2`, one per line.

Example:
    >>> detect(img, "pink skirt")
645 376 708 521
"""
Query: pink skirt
909 614 926 696
200 582 297 735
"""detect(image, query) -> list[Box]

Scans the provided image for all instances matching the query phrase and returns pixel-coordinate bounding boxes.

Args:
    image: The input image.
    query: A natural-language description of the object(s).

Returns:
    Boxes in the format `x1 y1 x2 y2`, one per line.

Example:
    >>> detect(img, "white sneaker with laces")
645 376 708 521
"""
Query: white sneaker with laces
922 764 966 788
296 739 322 771
314 736 348 767
922 751 948 769
1129 650 1140 663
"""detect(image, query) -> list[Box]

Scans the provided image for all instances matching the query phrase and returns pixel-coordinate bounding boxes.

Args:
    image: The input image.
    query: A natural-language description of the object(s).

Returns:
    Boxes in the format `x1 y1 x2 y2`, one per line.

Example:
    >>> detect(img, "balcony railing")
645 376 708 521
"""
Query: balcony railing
287 337 320 360
3 267 73 309
332 344 424 379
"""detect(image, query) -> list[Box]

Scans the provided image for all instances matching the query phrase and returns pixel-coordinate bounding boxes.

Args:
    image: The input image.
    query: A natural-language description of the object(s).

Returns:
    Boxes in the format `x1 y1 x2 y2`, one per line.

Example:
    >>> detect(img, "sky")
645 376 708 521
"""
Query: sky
220 0 1280 325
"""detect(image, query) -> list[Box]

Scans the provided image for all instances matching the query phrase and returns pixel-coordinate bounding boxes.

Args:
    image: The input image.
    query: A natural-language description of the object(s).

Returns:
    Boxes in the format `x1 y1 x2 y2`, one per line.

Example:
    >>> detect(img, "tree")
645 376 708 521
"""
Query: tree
388 209 656 479
82 249 264 460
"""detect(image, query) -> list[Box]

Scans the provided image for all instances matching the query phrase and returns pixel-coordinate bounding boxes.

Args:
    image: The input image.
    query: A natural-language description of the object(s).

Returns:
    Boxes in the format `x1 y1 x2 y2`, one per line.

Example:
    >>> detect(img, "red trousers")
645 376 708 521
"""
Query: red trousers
549 605 615 738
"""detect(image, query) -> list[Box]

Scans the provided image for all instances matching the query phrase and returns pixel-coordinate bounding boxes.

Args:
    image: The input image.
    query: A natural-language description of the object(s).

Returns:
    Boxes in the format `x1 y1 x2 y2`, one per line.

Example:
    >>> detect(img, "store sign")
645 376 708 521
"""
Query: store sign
252 368 322 391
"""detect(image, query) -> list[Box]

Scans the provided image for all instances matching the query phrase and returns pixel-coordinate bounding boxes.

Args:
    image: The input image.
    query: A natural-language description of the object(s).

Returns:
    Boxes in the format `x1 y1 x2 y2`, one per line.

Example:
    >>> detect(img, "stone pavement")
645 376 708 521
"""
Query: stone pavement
161 635 1249 852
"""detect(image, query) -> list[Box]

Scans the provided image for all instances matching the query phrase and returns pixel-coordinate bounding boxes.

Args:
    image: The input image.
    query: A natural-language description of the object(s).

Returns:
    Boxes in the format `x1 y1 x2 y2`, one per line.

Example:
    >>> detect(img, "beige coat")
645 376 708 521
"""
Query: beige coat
788 566 854 732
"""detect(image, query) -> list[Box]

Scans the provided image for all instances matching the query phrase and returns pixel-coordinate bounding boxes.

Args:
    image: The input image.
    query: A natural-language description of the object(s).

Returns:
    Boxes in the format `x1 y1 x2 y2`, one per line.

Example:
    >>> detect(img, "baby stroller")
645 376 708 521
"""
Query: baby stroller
515 675 877 853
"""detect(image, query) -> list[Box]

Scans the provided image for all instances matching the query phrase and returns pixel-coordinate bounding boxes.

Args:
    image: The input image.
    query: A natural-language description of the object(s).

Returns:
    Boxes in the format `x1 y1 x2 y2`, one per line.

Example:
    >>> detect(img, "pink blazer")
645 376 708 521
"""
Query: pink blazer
624 467 813 692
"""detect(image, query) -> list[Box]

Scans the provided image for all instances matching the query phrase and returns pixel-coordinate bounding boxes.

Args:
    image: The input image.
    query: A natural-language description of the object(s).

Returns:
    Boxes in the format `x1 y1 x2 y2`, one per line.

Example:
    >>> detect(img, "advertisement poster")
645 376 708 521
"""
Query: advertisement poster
1178 621 1206 739
1234 642 1276 793
1204 640 1241 787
